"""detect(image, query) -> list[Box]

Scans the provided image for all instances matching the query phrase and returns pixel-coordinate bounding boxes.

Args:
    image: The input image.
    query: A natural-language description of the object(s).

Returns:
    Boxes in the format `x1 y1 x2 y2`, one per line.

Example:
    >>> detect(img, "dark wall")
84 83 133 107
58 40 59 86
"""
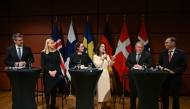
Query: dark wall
0 0 190 94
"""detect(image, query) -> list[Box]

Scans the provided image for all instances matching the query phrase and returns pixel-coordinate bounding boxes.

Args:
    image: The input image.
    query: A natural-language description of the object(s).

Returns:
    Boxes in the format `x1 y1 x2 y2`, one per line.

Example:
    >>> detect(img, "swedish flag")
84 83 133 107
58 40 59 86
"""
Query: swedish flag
83 22 95 66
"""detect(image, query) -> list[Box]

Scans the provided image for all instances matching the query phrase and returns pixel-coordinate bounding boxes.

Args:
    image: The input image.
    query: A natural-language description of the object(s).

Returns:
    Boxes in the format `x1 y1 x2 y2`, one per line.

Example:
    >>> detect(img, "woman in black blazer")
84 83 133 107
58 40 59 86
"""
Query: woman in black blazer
69 42 90 94
41 38 60 109
69 42 90 68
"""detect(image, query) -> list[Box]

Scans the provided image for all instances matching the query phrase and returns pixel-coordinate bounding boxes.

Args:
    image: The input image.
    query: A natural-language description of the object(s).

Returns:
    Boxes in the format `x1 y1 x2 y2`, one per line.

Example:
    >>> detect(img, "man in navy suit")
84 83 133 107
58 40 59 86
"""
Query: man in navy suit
4 33 34 109
158 37 187 109
126 41 152 109
4 33 34 67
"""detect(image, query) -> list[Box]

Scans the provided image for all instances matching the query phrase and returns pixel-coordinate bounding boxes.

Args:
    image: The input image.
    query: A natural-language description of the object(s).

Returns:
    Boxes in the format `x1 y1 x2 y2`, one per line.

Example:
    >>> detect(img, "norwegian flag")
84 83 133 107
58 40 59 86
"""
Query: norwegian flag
137 19 150 52
113 20 132 92
52 22 66 76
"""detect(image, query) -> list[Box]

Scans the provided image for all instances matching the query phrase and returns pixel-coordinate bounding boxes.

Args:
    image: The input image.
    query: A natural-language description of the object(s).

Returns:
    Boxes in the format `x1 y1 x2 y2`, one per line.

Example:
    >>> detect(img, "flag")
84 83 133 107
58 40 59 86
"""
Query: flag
101 22 113 56
52 22 66 76
64 22 77 81
101 21 114 89
137 19 150 52
113 20 132 92
83 22 95 67
52 22 67 92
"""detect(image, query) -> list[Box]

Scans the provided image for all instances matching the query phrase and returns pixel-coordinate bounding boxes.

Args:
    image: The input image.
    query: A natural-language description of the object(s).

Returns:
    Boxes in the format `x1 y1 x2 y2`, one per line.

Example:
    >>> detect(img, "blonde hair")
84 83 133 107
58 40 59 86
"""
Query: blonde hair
42 38 56 54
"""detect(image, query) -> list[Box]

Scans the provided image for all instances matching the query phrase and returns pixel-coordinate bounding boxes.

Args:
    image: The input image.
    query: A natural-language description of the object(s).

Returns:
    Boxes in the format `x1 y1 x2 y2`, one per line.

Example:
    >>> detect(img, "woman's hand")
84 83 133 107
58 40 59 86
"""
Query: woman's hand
102 54 107 60
111 55 116 61
49 70 56 77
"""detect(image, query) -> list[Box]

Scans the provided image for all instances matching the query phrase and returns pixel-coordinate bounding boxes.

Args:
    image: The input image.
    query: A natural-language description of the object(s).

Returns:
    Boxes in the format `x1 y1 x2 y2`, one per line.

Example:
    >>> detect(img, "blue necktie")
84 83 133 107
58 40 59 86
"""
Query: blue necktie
18 48 21 60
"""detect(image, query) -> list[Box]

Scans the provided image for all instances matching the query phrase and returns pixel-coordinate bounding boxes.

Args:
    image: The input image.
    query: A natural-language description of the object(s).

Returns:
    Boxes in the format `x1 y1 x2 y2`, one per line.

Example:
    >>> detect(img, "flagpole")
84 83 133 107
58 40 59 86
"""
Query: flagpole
107 15 108 22
69 16 73 97
66 16 76 106
71 16 73 23
69 18 73 96
55 16 57 23
142 14 144 20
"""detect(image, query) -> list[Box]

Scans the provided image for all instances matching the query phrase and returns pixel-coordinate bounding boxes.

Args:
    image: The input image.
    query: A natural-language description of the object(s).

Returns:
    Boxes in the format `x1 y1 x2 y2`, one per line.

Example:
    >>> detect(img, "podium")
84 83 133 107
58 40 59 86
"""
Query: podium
68 69 103 109
131 69 169 109
5 68 42 109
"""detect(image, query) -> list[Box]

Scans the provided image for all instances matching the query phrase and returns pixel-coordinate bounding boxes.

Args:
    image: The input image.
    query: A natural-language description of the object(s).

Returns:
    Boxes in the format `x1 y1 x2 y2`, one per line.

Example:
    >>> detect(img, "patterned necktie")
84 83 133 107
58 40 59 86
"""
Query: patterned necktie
168 51 173 62
18 48 21 60
136 54 140 64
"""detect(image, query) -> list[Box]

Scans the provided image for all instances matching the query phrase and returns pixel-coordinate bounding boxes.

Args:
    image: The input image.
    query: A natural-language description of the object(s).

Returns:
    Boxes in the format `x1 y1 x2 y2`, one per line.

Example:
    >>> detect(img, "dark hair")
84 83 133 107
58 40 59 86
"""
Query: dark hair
96 42 106 56
169 37 177 45
74 42 83 51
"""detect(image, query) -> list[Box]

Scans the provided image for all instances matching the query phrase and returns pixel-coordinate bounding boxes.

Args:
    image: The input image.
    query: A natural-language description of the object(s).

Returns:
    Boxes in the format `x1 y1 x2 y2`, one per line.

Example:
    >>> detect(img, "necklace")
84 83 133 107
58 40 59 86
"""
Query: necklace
78 54 82 63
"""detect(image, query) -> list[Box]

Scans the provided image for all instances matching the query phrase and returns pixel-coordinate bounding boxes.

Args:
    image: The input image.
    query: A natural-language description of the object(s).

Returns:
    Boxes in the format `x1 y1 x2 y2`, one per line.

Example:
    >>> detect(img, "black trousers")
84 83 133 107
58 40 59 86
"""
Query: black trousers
162 82 181 109
129 80 137 109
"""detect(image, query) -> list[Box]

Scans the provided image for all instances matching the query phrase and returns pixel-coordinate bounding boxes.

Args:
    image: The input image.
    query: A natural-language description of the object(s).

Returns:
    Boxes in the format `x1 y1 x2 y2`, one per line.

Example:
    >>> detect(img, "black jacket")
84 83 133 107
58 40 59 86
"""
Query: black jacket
4 45 34 67
126 51 152 80
158 48 187 83
69 52 90 68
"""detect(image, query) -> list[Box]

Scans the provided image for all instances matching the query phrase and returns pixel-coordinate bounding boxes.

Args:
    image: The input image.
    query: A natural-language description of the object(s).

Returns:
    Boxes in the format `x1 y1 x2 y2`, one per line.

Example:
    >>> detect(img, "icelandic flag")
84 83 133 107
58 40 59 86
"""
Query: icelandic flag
83 22 95 67
137 19 150 52
64 22 76 81
52 22 66 77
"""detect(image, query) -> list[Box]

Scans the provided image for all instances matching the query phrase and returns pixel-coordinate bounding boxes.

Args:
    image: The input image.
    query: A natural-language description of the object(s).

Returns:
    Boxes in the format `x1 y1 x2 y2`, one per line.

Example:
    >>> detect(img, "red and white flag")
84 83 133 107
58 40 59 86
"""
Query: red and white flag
113 20 132 92
136 19 150 52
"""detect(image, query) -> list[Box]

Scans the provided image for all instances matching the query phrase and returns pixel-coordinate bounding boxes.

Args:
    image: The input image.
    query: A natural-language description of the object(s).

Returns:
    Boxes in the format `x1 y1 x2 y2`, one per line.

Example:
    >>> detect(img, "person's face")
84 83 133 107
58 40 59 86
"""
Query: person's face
135 43 144 54
165 38 175 49
48 40 55 49
14 37 23 47
77 43 84 52
99 44 105 53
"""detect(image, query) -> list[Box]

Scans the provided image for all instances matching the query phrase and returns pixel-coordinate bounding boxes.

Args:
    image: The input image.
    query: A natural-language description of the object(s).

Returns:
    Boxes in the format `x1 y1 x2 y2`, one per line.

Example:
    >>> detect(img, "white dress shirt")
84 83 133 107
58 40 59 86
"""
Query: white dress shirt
15 45 23 58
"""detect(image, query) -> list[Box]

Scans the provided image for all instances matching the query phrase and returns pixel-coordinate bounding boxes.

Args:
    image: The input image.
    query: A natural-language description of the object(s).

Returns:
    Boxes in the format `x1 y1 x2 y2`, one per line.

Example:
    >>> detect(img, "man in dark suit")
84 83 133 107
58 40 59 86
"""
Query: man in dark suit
4 33 34 109
126 41 152 109
158 37 187 109
4 33 34 67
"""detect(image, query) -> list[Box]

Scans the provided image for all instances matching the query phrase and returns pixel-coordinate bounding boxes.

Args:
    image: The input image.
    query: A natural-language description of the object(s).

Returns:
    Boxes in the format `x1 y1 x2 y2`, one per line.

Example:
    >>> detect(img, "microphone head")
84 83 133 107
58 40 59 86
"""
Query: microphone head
103 50 106 54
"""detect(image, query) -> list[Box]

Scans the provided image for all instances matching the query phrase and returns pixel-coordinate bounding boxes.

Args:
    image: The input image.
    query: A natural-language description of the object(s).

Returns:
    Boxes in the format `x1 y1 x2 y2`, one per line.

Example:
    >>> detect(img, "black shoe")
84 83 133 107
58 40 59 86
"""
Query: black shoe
51 105 56 109
46 105 51 109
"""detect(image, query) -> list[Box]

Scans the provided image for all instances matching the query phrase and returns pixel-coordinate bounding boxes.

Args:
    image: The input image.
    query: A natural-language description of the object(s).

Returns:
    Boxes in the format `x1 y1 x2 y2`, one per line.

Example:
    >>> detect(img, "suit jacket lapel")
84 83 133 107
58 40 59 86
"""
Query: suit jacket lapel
138 51 145 64
163 50 170 64
22 46 26 60
170 49 178 63
132 52 138 64
13 46 20 60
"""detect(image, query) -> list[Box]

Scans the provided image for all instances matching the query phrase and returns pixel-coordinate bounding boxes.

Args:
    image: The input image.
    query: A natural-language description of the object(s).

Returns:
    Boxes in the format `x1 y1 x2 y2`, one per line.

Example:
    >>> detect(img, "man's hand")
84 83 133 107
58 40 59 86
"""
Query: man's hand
18 61 25 67
164 68 175 74
158 66 164 70
134 64 142 69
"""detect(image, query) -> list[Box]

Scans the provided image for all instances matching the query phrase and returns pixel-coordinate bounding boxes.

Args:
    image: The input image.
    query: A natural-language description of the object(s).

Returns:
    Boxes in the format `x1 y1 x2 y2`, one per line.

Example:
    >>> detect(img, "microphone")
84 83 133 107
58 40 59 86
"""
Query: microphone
103 50 107 60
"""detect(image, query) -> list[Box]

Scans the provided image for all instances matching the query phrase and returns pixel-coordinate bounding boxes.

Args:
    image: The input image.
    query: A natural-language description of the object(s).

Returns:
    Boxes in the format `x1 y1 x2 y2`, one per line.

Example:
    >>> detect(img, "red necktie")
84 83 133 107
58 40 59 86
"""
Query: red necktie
168 51 173 62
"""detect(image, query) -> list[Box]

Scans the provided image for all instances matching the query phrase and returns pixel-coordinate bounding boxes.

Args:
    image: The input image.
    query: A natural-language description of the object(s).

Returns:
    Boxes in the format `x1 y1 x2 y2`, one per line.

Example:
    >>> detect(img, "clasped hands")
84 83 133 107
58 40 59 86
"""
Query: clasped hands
133 64 143 69
158 66 175 74
49 70 57 77
18 61 25 67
